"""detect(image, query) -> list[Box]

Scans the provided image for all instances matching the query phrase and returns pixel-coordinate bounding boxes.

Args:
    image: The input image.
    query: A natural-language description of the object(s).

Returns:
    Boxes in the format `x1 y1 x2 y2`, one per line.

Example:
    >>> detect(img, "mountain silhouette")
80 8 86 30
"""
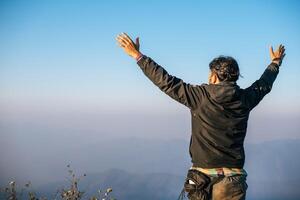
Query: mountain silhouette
29 138 300 200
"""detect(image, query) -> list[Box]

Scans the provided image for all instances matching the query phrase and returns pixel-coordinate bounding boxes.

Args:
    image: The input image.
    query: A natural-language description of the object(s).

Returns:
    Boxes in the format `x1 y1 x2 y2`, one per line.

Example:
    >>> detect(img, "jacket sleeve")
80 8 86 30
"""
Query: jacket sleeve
244 62 280 110
137 55 204 110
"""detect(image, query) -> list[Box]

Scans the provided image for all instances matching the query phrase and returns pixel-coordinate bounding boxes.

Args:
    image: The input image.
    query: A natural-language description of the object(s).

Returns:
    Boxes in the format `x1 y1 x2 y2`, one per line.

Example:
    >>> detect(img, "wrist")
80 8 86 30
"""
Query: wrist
134 52 143 61
271 58 282 66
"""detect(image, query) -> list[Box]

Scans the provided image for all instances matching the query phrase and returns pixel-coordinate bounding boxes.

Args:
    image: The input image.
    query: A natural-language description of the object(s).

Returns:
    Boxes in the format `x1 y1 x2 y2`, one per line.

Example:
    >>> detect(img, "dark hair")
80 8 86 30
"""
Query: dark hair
209 56 240 82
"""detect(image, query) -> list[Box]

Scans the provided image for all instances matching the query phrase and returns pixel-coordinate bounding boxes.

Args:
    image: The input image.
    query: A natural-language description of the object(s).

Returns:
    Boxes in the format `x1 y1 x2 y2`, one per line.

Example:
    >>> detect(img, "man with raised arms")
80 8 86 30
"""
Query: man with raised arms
116 33 285 200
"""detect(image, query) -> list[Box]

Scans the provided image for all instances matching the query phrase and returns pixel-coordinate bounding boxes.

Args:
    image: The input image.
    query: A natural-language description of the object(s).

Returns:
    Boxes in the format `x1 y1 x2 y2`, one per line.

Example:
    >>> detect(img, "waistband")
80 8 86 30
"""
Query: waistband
190 166 248 177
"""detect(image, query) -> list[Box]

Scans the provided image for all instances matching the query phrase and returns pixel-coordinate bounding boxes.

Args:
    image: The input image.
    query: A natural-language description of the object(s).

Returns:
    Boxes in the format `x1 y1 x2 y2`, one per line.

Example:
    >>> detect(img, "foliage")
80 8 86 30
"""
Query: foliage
0 165 116 200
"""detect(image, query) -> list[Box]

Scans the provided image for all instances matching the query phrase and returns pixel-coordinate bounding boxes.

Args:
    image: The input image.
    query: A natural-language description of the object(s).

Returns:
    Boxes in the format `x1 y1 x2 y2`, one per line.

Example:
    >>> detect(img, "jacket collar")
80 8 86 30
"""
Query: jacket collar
210 81 237 86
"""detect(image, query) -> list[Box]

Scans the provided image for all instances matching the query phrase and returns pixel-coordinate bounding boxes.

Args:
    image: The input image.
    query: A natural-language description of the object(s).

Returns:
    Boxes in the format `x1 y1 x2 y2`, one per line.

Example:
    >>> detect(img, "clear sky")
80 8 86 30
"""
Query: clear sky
1 0 300 112
0 0 300 185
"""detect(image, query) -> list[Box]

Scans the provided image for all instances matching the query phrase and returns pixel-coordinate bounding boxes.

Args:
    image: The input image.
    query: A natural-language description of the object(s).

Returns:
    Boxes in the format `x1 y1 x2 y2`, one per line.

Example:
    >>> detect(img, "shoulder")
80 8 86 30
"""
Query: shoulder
190 83 209 96
188 83 209 90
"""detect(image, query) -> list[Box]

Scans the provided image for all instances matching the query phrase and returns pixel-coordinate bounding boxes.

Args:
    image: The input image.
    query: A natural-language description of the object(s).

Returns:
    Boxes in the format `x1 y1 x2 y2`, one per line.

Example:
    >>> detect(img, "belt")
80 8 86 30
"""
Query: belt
190 166 248 177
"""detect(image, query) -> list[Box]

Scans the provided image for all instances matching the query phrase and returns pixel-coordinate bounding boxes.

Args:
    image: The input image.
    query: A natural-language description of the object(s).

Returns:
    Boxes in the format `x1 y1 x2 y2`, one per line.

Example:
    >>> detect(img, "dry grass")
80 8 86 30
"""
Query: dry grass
0 165 116 200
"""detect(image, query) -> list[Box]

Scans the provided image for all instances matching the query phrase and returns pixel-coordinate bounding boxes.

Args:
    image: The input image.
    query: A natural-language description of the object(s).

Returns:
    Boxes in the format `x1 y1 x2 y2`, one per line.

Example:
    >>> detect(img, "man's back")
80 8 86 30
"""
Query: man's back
136 56 280 168
190 82 250 168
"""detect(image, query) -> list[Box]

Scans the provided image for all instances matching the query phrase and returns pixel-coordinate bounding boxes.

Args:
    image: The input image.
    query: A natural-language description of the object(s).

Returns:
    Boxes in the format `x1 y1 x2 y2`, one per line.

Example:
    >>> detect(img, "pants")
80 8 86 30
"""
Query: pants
182 170 248 200
210 174 248 200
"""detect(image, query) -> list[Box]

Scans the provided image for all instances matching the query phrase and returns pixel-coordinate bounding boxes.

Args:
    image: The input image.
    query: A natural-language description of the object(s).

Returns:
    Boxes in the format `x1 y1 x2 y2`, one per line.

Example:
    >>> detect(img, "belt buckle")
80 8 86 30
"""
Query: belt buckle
216 168 224 176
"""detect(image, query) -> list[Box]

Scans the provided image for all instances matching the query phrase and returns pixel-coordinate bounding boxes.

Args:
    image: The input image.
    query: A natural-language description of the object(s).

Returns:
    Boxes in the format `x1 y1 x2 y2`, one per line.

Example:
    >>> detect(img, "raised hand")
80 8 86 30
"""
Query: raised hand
116 33 142 60
270 44 286 66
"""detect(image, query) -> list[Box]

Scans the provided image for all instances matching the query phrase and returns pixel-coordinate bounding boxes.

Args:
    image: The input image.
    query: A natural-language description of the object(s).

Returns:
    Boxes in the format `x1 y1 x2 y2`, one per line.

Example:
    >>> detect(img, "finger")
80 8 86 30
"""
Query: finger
116 35 125 42
116 39 127 47
122 32 131 40
116 36 129 45
120 35 132 46
117 35 128 43
280 45 285 53
116 41 125 48
279 47 285 56
117 40 127 49
136 37 140 47
122 32 134 44
279 44 283 50
280 47 285 55
117 42 126 48
279 44 284 52
281 53 286 60
270 46 274 56
276 45 282 54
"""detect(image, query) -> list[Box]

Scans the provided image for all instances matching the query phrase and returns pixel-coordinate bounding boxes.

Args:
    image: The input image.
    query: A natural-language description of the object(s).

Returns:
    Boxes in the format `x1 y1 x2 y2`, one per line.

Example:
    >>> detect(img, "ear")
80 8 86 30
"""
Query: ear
210 72 218 84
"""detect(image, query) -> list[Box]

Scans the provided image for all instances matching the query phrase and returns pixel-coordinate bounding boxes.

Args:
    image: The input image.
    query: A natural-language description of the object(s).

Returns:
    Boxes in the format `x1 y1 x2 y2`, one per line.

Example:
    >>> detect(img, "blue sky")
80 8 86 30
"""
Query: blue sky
0 0 300 185
1 0 300 113
1 0 300 142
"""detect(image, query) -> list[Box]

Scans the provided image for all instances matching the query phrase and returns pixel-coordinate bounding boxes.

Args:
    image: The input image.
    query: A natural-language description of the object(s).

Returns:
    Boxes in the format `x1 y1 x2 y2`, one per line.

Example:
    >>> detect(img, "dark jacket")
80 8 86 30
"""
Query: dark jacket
137 55 280 168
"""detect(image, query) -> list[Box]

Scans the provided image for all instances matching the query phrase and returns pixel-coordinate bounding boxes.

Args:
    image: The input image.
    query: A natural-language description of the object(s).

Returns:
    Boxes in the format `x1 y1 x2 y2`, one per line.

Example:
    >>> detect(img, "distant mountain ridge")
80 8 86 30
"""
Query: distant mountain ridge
36 168 184 200
31 138 300 200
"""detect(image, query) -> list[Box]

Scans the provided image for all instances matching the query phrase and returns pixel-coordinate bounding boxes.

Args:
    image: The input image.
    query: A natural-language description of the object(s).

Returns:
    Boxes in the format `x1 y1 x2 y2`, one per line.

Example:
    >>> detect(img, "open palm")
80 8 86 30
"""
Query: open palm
270 44 285 65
